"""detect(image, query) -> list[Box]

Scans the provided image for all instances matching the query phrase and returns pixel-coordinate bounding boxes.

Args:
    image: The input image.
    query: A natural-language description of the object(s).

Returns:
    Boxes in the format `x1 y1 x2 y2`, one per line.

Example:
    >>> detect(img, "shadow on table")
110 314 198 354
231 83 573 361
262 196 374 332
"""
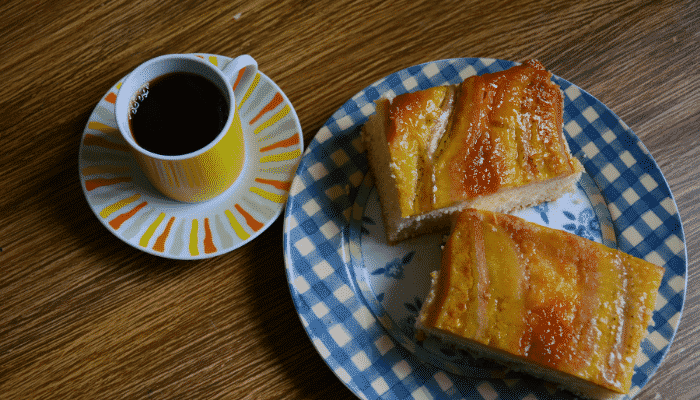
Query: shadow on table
241 218 357 399
31 109 351 398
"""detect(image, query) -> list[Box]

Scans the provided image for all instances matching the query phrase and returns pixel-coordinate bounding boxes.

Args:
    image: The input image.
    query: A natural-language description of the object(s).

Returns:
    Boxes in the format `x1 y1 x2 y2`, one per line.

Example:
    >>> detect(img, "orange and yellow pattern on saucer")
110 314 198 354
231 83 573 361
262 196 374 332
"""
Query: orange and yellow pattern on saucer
79 54 303 259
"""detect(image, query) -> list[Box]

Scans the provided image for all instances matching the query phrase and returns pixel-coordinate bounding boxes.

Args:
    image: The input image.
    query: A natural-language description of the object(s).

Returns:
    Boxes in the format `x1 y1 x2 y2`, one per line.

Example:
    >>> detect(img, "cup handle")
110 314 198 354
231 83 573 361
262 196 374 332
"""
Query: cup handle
222 54 258 98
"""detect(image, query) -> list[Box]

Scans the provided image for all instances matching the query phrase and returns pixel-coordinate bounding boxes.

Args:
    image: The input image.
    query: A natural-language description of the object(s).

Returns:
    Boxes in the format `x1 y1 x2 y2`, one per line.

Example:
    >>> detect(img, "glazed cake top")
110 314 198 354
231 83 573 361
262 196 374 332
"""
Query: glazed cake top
383 60 580 217
419 208 664 394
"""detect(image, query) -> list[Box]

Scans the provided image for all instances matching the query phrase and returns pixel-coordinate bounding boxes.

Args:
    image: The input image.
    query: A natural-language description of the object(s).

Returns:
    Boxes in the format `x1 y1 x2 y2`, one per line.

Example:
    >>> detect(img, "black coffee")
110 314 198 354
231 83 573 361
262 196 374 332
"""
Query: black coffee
129 72 229 156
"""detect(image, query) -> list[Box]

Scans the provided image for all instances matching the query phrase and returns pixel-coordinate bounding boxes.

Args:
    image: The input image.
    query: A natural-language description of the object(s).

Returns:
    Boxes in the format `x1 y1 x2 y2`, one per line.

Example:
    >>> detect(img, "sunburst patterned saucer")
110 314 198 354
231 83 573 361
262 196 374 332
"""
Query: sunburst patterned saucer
79 53 304 259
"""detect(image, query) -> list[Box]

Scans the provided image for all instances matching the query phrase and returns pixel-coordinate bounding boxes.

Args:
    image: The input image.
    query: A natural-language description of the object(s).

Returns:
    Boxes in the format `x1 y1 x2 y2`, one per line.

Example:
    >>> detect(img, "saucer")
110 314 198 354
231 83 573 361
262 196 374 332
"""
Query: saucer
79 53 304 259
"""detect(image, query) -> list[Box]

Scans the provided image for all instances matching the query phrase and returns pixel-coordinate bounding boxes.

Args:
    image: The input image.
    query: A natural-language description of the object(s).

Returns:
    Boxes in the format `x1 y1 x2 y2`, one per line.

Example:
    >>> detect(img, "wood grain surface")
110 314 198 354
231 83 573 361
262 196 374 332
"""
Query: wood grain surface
1 0 698 399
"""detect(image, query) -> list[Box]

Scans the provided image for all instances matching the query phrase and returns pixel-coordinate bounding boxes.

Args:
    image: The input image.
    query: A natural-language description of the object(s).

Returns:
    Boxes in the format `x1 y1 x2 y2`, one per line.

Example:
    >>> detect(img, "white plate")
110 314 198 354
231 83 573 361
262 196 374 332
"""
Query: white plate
80 53 303 259
283 58 686 399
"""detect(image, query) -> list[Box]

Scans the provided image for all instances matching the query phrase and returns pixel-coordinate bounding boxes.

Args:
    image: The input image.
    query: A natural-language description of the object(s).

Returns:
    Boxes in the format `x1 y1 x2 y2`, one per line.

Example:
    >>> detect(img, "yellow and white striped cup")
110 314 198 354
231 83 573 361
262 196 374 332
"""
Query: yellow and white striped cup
115 54 257 203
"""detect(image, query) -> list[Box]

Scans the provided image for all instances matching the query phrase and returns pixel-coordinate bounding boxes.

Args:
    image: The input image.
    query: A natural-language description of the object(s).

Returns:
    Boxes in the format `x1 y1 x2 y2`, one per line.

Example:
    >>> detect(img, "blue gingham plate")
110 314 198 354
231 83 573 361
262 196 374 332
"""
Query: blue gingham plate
283 58 686 399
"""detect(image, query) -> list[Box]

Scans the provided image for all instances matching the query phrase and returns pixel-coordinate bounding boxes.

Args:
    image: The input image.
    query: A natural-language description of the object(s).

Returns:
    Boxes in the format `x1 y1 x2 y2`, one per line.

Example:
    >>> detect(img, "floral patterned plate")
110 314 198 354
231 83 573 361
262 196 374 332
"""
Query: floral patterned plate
283 58 686 399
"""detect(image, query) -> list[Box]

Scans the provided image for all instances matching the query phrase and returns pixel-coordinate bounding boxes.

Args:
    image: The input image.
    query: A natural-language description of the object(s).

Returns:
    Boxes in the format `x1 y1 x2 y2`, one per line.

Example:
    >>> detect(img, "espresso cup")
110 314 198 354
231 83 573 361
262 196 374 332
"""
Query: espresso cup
115 54 257 203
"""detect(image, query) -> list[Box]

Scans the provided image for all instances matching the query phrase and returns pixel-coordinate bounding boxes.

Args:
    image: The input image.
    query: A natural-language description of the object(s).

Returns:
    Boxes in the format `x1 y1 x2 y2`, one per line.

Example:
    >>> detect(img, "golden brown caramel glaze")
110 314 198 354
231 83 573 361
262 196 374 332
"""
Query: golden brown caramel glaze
422 209 664 394
385 86 452 217
381 60 579 218
433 60 576 209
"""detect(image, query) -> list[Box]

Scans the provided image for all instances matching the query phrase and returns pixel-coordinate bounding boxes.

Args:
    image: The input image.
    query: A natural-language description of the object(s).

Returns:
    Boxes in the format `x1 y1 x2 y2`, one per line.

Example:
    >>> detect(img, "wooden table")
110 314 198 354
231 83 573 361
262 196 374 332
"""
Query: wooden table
2 1 698 399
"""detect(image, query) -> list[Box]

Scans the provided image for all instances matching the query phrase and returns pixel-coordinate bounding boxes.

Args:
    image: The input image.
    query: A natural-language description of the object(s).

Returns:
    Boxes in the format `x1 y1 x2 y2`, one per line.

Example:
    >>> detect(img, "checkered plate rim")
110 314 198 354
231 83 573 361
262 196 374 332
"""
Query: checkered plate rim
283 58 687 400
